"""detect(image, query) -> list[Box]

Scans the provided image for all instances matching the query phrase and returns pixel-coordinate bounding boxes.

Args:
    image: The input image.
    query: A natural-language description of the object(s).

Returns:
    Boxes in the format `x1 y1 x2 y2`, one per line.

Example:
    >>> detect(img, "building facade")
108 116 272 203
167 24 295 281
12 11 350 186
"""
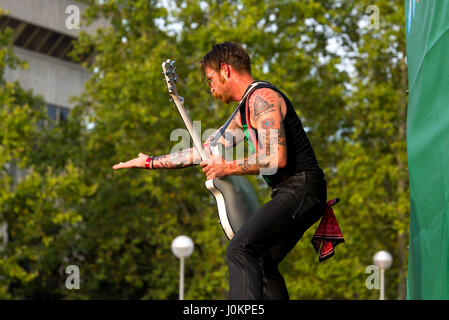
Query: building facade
1 0 107 110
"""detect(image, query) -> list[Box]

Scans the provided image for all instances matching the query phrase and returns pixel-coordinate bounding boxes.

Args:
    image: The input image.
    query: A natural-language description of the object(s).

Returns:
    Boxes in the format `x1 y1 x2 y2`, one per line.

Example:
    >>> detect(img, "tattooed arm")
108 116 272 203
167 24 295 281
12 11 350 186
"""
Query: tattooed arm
112 147 204 171
141 135 215 170
153 117 246 169
113 118 245 170
201 89 287 179
112 137 213 170
229 89 288 176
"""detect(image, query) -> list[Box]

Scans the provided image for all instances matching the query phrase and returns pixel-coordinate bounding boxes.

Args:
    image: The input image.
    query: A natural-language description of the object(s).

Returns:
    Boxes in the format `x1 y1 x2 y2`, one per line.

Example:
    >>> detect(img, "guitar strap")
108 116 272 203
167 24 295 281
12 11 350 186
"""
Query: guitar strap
210 81 268 148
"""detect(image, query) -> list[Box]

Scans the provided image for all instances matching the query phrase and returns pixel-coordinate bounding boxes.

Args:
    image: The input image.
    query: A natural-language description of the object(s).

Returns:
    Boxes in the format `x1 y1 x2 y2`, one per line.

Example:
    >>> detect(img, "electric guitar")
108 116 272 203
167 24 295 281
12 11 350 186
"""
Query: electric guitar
161 59 260 240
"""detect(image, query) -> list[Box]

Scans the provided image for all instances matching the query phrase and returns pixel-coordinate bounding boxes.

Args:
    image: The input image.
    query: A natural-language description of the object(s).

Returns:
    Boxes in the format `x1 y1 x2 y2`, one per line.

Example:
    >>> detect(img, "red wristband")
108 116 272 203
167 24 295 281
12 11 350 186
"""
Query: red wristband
145 156 154 169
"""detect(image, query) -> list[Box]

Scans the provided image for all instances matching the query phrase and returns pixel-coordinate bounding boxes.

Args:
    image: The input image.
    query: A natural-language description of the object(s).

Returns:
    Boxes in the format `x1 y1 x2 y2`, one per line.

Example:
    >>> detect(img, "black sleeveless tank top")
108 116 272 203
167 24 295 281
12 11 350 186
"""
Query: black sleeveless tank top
239 81 324 187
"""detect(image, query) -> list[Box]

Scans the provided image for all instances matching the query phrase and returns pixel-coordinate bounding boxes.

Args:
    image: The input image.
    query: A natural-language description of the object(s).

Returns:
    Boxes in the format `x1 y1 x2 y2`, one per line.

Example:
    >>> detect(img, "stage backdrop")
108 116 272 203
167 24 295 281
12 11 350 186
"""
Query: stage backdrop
405 0 449 299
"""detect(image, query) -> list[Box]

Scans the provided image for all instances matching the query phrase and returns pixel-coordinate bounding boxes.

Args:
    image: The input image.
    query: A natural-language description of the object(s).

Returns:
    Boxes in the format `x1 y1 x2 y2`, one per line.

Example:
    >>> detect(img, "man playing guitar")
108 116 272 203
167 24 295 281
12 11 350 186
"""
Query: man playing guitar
113 42 327 300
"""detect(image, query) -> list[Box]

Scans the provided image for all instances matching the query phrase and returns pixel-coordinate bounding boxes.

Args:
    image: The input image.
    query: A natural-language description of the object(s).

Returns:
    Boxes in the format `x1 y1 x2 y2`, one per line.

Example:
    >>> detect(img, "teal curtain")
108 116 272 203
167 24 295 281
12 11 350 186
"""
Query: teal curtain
406 0 449 299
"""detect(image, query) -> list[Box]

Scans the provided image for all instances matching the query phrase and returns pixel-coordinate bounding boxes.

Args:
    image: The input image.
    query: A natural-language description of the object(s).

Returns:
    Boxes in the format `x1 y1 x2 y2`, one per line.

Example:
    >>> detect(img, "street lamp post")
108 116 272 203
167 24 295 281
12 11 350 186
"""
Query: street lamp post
171 235 194 300
373 250 393 300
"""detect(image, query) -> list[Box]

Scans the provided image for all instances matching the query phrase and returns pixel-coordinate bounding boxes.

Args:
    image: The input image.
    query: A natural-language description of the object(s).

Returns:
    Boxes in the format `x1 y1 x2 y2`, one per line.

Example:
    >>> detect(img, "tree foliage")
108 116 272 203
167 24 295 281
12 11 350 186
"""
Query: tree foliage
0 25 95 299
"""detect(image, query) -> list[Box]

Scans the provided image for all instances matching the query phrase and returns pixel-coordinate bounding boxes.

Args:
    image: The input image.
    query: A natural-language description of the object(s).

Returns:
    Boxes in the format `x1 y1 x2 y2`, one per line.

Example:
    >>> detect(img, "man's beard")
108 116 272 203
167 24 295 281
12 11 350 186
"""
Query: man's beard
212 91 233 104
212 74 233 104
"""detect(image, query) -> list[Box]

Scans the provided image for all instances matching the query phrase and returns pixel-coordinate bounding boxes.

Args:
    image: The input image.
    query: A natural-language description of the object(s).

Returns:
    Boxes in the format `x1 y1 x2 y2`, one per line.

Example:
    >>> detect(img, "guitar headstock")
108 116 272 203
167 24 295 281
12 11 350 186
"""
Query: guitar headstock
161 59 179 95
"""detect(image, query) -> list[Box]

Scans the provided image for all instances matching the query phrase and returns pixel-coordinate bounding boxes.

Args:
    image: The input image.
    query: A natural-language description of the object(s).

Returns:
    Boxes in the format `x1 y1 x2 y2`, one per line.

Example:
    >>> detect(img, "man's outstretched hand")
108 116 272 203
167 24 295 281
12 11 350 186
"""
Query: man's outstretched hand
112 153 150 170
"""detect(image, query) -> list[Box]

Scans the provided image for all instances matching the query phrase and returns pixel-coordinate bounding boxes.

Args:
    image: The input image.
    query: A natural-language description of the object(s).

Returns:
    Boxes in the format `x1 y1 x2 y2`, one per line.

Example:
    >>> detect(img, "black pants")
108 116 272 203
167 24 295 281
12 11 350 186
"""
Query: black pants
226 171 327 300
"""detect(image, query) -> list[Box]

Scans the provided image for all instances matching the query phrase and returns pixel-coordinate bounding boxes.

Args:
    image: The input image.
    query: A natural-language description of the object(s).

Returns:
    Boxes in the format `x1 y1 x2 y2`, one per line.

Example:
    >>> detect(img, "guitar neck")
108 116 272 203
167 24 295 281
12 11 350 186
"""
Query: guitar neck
170 94 210 161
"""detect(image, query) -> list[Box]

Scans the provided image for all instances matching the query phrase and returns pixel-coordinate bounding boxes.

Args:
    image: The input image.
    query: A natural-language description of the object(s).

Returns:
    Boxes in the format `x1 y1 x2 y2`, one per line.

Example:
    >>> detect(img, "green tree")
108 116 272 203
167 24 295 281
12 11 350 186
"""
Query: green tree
0 23 96 298
281 0 409 300
341 0 409 300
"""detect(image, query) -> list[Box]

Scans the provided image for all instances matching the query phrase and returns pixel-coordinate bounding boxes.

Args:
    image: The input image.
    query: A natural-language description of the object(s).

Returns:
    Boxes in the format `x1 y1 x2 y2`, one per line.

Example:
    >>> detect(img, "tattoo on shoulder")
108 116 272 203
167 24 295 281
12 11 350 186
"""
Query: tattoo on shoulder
261 117 275 129
253 96 275 118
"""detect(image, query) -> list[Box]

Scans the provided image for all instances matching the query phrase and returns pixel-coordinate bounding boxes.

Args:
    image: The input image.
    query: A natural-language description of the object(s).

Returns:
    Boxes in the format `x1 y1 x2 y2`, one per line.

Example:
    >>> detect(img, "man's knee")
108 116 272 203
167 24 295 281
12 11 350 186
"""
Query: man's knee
227 236 264 262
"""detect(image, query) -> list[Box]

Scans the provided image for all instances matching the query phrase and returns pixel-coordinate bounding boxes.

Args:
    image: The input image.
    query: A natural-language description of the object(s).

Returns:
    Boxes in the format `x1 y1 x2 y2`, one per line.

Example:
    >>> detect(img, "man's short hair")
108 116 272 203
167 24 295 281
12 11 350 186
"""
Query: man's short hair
201 42 252 76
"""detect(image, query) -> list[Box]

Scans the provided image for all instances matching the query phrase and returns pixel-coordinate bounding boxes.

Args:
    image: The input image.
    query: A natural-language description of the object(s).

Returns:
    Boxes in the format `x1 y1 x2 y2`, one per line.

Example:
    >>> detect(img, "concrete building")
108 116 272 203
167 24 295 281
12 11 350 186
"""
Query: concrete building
0 0 107 113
